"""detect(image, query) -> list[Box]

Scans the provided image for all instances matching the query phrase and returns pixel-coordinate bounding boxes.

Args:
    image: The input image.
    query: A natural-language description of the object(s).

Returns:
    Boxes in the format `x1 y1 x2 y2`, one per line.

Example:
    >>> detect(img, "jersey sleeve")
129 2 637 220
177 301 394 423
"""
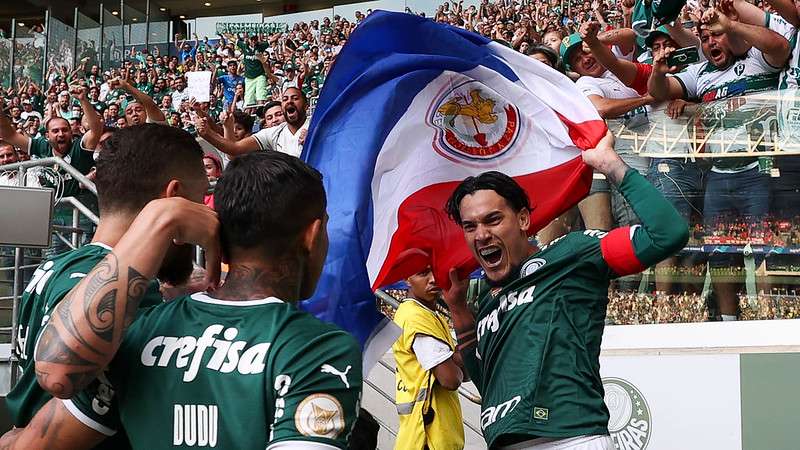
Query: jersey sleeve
27 136 49 158
575 77 604 98
268 326 362 449
630 63 653 95
596 170 690 277
252 127 277 151
61 373 121 437
672 62 702 100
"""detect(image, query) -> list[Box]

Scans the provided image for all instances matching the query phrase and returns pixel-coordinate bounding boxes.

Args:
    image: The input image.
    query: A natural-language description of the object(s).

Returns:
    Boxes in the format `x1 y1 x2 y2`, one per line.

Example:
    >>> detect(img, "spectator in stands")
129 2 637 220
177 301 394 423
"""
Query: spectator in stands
392 266 464 450
233 33 270 108
198 87 309 158
648 4 790 320
0 84 102 256
218 60 244 109
262 100 285 128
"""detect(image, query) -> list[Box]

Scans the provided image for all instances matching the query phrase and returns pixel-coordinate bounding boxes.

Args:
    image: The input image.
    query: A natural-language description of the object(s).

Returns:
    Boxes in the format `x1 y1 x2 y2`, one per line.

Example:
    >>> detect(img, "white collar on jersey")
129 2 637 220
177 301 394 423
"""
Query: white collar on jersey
190 292 284 307
87 242 113 251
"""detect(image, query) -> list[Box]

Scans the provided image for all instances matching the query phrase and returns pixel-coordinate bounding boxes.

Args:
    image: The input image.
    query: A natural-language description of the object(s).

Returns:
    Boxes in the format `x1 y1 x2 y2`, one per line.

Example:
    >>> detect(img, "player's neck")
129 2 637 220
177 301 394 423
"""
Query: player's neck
213 260 302 302
91 213 136 248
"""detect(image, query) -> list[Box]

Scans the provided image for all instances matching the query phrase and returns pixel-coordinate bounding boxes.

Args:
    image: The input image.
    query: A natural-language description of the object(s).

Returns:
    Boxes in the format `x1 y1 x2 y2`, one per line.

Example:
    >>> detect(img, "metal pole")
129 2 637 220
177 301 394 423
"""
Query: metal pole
71 207 80 249
73 6 79 70
121 0 125 57
8 18 15 89
42 8 50 87
99 2 105 71
145 0 150 51
10 247 22 388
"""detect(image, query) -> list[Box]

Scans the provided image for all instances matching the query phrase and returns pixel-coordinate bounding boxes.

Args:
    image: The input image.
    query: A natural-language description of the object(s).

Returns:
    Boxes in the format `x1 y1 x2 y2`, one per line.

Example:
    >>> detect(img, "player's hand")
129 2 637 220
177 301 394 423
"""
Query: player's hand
147 197 221 291
443 267 469 311
582 130 628 184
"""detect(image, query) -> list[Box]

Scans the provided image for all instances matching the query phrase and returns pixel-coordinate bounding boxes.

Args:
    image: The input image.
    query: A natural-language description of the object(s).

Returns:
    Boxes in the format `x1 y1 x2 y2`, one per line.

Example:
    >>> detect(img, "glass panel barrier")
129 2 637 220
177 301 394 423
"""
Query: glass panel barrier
14 21 46 86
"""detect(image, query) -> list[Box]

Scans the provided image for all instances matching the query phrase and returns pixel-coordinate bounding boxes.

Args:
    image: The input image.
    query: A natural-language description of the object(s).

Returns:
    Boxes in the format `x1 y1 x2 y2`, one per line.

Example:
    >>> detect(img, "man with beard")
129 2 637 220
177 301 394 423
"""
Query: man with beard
392 266 465 450
3 124 208 450
0 84 103 256
198 87 309 158
648 5 789 320
28 151 361 450
441 132 688 449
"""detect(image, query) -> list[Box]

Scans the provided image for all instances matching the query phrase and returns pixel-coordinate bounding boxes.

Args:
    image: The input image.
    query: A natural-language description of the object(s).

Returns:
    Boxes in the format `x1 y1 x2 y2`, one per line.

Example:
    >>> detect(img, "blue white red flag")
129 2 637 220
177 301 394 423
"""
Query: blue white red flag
300 11 607 370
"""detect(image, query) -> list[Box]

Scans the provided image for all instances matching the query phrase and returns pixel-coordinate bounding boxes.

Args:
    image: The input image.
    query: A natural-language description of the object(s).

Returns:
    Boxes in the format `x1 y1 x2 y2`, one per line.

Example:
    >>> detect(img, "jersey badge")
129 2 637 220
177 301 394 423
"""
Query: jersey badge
533 406 549 421
520 258 546 277
320 364 352 389
294 393 346 438
734 63 745 76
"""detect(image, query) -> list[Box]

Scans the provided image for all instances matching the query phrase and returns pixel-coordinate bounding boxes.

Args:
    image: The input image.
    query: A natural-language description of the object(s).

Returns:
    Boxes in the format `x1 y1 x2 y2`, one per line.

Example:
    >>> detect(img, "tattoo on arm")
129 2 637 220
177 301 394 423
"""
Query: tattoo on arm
35 253 151 398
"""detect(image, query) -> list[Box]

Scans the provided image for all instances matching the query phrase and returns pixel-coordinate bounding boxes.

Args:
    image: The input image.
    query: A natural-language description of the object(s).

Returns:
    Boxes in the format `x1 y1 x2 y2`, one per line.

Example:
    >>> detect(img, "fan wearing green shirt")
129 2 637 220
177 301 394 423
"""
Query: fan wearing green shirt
0 83 103 257
233 33 271 108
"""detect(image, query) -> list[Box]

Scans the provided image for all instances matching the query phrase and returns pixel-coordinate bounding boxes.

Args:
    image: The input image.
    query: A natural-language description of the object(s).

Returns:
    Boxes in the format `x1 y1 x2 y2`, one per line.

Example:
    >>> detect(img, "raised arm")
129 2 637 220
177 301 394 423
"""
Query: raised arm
70 84 102 150
597 26 637 56
440 270 479 387
664 22 701 49
0 98 32 152
704 7 790 67
647 46 686 101
582 21 641 87
582 132 689 273
196 118 260 156
34 198 220 398
114 76 166 123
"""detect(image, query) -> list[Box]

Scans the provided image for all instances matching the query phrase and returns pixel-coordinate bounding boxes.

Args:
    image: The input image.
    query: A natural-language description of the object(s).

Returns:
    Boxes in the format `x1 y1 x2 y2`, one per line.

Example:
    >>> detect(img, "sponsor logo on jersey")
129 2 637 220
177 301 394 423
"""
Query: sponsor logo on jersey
520 258 546 277
25 260 55 296
91 373 115 416
321 364 352 389
603 377 652 450
140 324 271 382
480 395 521 430
294 394 346 439
173 404 218 447
583 229 608 239
270 374 293 441
477 285 536 341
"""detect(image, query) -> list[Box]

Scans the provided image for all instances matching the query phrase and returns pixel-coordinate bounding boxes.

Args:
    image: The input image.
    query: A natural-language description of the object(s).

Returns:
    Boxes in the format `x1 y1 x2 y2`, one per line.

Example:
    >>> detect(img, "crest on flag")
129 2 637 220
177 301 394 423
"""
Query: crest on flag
429 80 521 162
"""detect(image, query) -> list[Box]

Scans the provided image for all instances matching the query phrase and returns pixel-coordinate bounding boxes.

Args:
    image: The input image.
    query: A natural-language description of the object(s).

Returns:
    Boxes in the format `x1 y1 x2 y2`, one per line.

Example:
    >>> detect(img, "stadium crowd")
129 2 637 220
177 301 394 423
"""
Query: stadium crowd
3 0 800 322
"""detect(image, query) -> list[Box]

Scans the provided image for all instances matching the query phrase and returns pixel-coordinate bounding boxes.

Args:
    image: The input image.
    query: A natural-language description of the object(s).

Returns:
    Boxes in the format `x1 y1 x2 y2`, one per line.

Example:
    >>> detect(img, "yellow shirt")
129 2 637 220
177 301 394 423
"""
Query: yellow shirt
392 299 464 450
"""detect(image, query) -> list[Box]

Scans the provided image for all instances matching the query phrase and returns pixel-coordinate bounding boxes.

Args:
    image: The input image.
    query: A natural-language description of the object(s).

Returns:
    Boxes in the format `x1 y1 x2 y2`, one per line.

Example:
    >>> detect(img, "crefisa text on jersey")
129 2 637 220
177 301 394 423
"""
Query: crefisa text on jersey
476 285 536 341
140 324 271 382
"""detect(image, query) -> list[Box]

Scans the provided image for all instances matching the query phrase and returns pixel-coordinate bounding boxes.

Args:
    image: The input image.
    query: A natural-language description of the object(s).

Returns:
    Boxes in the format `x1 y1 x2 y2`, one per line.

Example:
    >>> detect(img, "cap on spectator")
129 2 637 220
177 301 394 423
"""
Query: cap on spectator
559 33 583 69
644 25 671 48
284 63 297 71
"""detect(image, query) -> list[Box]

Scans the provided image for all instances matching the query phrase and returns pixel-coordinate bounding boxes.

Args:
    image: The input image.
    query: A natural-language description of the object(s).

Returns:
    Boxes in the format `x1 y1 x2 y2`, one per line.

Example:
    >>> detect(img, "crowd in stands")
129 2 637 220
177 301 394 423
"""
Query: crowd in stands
3 0 800 321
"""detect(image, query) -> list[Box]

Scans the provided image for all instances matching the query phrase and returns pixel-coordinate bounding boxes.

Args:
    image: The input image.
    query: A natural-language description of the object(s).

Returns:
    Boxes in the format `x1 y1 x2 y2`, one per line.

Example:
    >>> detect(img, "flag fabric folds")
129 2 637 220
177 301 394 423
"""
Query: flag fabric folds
300 11 607 369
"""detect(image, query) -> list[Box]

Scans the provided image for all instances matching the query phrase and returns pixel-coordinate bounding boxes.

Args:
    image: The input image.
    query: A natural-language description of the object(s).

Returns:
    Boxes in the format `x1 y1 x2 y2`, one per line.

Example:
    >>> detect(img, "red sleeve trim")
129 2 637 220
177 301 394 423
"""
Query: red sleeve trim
600 227 645 276
630 63 653 96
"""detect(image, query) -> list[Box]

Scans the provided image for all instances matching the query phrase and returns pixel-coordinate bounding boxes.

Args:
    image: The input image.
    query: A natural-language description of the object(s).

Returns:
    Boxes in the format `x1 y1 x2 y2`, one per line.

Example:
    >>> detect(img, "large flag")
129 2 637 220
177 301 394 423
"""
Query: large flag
301 11 606 370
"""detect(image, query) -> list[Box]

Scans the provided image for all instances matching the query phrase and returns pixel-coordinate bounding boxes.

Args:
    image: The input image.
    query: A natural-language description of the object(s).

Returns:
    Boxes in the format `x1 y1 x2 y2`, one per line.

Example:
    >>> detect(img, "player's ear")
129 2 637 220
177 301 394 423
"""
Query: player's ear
518 207 531 232
302 217 324 254
163 179 181 199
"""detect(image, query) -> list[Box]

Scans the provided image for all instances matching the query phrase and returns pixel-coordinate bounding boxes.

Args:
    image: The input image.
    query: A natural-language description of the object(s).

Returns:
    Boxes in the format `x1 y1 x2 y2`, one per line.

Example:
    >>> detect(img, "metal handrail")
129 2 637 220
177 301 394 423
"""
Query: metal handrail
0 156 97 195
57 196 99 225
374 289 482 406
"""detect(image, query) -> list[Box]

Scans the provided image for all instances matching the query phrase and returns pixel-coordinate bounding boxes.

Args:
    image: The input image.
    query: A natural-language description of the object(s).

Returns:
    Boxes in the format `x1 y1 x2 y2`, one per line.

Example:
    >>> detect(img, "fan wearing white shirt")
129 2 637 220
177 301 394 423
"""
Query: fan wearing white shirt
197 87 309 159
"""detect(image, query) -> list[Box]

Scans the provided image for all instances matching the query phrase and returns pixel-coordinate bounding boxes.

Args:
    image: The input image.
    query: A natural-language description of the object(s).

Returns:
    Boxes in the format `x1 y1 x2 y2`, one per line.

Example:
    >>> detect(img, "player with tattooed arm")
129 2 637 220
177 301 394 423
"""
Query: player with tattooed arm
442 132 689 449
2 124 209 450
32 151 362 450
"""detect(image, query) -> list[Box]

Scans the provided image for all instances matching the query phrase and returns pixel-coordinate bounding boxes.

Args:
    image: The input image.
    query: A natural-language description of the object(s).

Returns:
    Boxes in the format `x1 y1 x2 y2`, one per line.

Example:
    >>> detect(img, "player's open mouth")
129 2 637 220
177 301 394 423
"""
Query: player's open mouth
710 49 723 60
478 245 503 267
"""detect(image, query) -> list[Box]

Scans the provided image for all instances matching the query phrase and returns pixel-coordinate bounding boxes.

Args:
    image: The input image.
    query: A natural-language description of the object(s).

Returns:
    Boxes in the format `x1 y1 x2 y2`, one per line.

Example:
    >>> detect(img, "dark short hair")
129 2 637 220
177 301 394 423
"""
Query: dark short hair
528 45 561 72
263 100 282 113
214 151 326 257
445 171 530 226
95 124 205 214
232 110 254 131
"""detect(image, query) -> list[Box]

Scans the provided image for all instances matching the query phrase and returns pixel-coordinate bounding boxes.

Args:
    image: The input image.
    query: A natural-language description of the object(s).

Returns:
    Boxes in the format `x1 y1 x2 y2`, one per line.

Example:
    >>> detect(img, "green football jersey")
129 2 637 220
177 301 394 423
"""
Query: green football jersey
68 292 363 449
7 243 162 434
465 170 689 448
28 135 96 209
237 41 271 79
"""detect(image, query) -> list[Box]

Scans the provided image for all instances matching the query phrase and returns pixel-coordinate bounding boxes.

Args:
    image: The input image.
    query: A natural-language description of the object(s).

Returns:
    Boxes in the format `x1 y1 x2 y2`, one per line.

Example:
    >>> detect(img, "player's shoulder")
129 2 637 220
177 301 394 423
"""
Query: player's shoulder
541 229 606 251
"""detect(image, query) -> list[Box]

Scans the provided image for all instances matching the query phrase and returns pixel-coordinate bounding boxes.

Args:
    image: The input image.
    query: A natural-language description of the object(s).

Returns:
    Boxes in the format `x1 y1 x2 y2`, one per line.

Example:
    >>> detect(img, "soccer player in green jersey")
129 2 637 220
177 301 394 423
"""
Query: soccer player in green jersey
2 124 209 449
442 132 689 449
33 151 362 449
